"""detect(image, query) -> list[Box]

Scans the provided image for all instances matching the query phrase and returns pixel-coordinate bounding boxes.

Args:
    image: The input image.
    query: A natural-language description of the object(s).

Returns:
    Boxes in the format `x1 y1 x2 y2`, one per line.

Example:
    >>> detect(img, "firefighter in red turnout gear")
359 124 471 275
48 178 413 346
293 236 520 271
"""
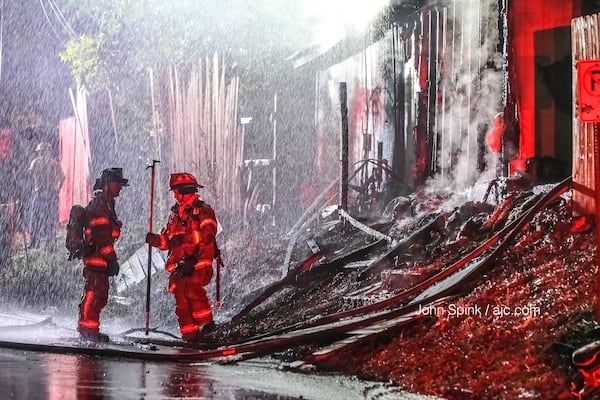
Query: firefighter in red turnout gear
146 173 218 342
78 168 128 341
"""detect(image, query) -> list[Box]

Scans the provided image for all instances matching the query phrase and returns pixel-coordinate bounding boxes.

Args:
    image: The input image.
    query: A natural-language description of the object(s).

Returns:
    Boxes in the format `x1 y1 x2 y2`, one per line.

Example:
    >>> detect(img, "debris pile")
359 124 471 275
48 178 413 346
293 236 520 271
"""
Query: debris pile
215 183 598 399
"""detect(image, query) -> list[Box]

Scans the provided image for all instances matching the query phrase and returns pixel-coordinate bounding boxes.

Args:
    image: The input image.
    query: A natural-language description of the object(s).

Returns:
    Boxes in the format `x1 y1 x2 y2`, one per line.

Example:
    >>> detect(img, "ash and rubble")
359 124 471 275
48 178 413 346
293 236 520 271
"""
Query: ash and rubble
214 183 537 339
205 180 599 399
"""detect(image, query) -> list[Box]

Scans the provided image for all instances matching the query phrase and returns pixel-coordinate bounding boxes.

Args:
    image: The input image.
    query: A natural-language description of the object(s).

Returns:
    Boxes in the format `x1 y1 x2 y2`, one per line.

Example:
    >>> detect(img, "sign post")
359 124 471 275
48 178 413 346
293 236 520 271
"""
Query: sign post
578 60 600 323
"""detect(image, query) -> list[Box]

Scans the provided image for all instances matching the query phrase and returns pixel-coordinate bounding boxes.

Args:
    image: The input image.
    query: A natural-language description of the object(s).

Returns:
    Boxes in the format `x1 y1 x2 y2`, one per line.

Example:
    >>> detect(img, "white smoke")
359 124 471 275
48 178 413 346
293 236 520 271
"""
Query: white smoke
428 0 504 198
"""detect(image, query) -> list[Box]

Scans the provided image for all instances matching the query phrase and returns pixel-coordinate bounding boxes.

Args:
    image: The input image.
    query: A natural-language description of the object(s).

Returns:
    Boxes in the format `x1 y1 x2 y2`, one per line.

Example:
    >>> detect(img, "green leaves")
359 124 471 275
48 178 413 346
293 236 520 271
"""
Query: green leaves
60 34 105 91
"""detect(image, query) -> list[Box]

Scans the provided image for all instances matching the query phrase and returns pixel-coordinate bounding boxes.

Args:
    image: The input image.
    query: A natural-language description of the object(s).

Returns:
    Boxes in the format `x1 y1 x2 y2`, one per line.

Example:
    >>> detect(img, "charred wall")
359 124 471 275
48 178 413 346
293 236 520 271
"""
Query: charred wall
307 0 506 218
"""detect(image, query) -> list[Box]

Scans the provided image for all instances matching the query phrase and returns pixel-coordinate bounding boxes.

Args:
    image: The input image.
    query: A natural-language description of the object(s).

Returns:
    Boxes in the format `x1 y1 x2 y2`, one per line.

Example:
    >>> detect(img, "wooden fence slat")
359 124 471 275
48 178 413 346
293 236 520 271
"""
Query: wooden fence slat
157 53 241 213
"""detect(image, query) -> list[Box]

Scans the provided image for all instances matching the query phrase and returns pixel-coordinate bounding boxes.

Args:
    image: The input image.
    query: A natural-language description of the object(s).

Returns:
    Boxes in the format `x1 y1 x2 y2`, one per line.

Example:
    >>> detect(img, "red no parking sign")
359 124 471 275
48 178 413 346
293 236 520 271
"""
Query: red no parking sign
578 60 600 323
578 60 600 122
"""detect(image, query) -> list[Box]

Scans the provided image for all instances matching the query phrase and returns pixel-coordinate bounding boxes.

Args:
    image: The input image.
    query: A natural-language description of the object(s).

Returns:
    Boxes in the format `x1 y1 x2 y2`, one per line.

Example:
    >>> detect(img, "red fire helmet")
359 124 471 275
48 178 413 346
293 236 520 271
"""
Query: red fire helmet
169 173 204 190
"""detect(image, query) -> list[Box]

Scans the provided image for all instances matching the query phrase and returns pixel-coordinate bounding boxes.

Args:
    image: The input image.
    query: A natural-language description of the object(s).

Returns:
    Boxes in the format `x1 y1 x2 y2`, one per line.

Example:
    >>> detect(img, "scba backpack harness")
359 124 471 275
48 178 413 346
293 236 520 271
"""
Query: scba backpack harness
65 205 87 260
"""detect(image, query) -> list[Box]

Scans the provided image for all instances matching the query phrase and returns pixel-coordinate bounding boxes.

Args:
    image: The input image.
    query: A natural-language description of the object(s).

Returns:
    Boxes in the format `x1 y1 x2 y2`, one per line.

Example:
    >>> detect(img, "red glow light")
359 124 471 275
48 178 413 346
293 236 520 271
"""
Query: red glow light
222 348 237 356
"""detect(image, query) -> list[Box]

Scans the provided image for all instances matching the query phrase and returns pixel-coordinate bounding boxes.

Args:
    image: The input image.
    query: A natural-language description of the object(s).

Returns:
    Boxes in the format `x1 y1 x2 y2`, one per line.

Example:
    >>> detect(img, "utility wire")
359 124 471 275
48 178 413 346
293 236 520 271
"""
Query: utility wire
39 0 64 44
46 0 78 40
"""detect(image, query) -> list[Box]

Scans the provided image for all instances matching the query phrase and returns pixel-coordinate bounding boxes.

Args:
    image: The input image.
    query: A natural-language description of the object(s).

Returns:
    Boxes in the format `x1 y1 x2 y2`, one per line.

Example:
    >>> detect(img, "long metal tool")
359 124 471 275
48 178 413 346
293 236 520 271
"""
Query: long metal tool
145 159 160 335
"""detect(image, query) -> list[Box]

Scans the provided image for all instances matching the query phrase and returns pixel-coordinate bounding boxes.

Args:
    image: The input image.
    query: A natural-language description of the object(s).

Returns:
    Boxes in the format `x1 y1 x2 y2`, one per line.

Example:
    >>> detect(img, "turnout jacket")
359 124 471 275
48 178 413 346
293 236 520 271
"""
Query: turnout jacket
82 191 122 271
28 155 65 193
154 194 218 273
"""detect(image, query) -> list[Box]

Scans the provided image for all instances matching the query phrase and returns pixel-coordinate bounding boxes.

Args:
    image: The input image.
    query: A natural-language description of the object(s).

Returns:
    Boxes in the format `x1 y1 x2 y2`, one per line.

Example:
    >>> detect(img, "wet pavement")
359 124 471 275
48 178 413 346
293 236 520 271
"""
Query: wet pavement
0 312 437 400
0 348 436 400
0 309 436 400
0 303 441 400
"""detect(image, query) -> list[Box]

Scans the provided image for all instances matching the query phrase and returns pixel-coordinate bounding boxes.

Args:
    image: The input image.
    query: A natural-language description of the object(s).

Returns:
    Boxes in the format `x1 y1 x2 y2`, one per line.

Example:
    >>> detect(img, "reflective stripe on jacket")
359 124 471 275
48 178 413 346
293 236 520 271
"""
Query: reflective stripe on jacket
158 195 217 273
82 191 122 270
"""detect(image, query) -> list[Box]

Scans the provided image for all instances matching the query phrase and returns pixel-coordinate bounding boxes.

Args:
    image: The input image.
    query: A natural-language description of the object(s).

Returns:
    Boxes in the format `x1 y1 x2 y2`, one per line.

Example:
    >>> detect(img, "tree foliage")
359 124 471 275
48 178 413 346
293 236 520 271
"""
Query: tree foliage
57 0 314 94
53 0 316 142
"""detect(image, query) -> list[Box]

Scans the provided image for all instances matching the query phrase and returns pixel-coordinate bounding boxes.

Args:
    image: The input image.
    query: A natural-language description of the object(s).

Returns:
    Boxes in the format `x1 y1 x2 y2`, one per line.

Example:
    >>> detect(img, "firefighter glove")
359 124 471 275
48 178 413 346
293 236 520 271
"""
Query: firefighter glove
175 255 197 277
167 234 184 248
106 260 120 276
145 232 161 247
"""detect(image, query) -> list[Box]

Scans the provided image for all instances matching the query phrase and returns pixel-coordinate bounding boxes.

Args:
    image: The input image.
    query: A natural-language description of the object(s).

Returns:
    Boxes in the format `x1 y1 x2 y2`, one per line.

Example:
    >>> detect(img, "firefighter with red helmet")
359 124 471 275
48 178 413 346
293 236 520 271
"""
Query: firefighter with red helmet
146 172 218 342
78 168 128 341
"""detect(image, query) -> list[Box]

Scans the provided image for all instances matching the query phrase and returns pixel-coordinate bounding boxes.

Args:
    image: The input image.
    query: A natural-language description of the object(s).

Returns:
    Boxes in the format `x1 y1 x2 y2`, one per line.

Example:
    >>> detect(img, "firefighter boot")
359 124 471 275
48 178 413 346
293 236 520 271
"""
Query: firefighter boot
201 321 216 335
182 330 201 343
78 327 110 343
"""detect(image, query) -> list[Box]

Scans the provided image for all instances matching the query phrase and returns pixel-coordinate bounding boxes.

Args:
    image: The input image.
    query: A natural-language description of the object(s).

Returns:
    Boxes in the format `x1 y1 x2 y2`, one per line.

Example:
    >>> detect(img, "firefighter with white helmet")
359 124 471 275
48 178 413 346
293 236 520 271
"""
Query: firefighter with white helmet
27 141 65 248
146 172 219 342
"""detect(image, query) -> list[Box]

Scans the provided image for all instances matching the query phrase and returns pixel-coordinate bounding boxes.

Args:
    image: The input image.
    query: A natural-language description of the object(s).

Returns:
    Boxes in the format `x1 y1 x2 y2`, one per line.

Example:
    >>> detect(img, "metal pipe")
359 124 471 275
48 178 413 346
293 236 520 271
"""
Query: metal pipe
145 159 159 335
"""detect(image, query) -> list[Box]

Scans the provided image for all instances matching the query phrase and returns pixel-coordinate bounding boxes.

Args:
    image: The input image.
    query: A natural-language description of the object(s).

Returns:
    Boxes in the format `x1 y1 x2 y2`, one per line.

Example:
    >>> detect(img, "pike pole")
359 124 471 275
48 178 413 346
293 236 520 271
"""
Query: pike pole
145 159 160 335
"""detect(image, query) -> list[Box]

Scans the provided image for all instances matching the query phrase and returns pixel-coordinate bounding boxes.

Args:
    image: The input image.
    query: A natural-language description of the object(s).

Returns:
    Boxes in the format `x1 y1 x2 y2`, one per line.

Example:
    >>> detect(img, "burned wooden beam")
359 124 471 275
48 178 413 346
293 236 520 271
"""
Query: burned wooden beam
358 213 445 280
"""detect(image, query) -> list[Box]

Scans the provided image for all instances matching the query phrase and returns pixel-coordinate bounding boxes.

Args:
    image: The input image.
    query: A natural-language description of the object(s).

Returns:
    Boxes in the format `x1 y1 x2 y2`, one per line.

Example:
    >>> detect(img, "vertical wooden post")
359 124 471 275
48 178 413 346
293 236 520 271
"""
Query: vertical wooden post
272 93 277 226
377 141 383 191
340 82 349 211
392 23 406 185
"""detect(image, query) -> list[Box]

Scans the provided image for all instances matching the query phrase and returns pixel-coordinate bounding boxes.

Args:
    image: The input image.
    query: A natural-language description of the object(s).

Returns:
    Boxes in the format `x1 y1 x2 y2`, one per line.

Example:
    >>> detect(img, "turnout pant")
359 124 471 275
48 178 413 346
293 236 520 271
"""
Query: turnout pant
78 267 109 333
168 265 213 338
29 190 59 248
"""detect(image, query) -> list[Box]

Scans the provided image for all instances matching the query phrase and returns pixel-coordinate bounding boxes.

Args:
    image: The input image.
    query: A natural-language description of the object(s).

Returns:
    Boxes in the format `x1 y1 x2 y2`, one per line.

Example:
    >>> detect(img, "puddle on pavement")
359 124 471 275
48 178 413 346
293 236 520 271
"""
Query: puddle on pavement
0 348 438 400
